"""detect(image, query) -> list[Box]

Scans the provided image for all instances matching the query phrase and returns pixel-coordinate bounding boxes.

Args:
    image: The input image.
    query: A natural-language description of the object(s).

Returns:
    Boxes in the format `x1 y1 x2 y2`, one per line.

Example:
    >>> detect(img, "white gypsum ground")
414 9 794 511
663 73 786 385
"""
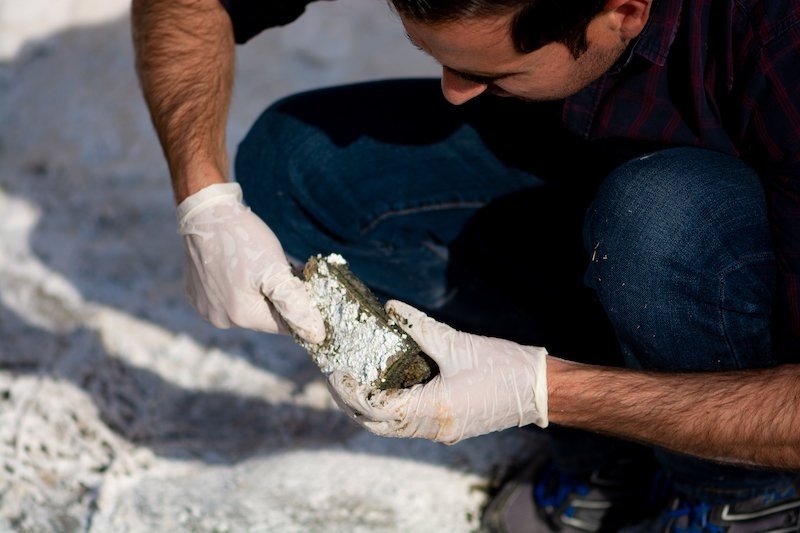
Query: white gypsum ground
0 0 542 530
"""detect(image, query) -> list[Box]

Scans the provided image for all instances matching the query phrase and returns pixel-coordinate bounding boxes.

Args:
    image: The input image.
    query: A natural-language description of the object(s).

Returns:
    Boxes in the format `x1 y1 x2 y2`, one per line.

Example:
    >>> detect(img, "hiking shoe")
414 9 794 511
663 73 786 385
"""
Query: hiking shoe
625 486 800 533
482 455 664 532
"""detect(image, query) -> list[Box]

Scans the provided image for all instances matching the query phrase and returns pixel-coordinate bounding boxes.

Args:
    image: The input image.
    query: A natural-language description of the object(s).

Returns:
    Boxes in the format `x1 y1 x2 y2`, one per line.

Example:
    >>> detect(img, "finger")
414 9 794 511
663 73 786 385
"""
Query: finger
263 269 326 344
362 391 455 443
385 300 460 362
326 371 397 423
325 371 363 420
218 295 292 334
246 298 293 335
362 419 406 439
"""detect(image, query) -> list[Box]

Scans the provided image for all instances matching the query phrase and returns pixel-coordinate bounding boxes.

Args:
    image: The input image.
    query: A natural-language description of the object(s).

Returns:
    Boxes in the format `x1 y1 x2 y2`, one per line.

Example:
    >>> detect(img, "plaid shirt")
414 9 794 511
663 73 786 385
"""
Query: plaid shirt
563 0 800 354
221 0 800 354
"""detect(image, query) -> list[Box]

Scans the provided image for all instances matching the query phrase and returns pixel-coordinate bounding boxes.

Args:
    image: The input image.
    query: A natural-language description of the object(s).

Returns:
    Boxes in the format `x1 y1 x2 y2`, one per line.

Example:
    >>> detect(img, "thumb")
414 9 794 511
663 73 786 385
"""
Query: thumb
263 268 326 344
385 300 461 366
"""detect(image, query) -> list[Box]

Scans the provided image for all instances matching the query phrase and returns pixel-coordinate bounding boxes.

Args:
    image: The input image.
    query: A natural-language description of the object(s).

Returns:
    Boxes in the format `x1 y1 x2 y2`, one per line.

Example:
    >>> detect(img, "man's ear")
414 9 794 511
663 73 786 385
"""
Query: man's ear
604 0 651 40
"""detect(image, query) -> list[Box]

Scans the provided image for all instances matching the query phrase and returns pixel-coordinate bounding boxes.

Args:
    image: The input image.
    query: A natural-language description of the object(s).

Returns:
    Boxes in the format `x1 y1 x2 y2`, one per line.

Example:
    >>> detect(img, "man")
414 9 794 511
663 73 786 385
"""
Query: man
132 0 800 530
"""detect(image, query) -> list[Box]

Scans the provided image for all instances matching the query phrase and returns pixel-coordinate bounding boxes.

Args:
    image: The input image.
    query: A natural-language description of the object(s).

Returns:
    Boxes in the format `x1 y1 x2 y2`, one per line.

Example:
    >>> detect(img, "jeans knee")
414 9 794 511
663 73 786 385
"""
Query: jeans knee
235 94 317 213
584 148 776 369
235 89 375 250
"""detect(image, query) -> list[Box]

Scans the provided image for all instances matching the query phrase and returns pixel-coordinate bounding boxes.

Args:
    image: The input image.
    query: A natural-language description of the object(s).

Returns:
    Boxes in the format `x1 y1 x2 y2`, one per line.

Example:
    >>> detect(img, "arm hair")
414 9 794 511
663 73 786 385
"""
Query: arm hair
132 0 234 202
548 358 800 470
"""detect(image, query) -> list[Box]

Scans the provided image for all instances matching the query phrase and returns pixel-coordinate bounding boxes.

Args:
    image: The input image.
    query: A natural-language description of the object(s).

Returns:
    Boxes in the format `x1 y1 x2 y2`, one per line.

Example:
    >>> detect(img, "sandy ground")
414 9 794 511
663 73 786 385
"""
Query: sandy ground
0 0 542 531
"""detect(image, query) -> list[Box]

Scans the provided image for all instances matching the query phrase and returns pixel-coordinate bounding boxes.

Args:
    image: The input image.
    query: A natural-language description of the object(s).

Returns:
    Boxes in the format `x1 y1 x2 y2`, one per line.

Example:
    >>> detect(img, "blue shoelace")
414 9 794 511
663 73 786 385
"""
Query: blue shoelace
665 500 726 533
533 462 671 521
533 463 591 518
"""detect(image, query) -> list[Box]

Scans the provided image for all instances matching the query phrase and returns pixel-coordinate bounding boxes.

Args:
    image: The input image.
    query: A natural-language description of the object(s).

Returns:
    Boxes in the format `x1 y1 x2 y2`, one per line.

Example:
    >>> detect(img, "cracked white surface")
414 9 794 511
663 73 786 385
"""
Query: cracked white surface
304 255 410 386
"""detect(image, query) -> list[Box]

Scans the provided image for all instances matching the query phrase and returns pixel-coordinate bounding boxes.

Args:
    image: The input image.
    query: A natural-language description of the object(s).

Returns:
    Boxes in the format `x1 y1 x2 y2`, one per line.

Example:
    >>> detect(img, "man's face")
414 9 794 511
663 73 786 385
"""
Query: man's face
401 10 631 105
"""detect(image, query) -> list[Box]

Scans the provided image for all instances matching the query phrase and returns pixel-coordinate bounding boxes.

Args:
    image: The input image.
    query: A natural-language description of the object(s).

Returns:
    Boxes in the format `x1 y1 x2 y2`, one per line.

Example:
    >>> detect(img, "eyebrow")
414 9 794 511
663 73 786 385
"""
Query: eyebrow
405 33 519 85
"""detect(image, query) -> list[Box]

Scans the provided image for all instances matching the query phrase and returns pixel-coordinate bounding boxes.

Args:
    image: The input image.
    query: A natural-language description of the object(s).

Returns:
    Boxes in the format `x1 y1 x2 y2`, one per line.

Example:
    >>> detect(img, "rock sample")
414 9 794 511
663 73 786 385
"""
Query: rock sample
300 254 437 390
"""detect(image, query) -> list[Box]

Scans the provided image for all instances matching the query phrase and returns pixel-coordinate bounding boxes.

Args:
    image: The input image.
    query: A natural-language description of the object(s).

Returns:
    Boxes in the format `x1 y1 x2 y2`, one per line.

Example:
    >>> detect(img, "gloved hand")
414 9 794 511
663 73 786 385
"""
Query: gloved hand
177 182 325 343
327 300 548 444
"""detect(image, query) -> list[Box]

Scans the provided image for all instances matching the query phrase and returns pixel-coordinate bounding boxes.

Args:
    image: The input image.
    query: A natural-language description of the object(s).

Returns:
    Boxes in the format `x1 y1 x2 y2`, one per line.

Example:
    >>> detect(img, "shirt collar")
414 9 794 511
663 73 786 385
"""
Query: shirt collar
629 0 683 67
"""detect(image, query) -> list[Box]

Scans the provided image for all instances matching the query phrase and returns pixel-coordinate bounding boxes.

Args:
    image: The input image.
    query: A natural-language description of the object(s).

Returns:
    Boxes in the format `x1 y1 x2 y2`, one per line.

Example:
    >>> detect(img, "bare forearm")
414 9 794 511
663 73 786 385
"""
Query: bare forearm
547 357 800 469
132 0 234 203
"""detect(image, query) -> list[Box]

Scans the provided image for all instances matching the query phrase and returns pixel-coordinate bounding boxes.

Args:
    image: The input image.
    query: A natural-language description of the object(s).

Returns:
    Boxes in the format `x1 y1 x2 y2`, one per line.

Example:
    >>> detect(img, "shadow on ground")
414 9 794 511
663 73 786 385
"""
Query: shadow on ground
0 10 540 475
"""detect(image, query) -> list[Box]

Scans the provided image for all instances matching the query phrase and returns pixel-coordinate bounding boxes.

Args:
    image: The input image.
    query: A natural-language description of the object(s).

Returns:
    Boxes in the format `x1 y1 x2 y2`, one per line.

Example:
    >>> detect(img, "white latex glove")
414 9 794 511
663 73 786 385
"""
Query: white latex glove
177 182 325 343
328 300 548 444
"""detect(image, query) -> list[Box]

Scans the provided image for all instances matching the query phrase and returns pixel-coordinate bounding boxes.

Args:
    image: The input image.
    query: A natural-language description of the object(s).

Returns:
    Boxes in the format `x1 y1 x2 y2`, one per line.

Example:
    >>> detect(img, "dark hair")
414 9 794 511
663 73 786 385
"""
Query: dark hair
389 0 607 58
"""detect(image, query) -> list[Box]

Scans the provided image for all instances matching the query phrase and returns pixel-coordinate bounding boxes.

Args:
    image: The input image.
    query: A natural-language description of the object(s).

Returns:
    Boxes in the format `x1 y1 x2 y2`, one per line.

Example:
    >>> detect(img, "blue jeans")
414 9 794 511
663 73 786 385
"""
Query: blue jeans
235 79 796 502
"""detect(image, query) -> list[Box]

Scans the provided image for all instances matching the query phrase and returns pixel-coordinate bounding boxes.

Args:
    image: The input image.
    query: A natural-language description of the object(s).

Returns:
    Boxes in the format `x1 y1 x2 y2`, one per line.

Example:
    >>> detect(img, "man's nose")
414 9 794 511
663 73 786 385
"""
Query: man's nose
440 68 489 105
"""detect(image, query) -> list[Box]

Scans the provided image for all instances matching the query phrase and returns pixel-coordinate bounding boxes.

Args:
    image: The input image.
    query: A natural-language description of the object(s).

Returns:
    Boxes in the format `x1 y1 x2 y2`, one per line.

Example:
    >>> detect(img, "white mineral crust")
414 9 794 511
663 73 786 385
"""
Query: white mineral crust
304 257 406 386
